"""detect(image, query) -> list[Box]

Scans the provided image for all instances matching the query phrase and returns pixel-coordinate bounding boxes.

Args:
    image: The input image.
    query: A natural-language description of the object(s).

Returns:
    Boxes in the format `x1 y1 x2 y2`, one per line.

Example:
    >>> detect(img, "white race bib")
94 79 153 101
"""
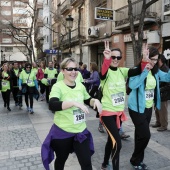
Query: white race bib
2 82 8 86
73 109 86 124
111 92 125 106
145 89 154 100
26 80 33 85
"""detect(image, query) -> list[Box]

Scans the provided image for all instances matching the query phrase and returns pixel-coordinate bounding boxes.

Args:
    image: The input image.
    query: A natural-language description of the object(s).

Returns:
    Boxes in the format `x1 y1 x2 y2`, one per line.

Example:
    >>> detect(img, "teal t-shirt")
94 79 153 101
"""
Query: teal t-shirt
49 80 90 133
101 67 129 112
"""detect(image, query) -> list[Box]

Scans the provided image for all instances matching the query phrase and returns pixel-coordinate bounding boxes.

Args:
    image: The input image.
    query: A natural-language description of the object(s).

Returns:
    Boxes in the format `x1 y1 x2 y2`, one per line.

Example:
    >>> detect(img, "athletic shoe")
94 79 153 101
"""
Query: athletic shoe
27 107 30 112
29 108 34 114
98 124 104 133
101 164 107 170
120 132 130 139
131 164 144 170
140 162 148 170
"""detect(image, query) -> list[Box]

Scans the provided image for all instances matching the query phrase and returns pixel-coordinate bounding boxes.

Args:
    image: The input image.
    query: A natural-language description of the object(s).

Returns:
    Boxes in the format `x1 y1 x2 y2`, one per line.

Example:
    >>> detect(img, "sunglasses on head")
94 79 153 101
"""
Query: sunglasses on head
111 56 122 60
26 66 31 68
64 67 78 71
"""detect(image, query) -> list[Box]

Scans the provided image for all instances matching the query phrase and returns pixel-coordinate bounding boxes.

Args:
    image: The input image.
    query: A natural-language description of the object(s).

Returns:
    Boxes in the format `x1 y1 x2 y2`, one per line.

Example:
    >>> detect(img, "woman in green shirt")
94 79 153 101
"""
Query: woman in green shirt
41 57 102 170
0 63 11 111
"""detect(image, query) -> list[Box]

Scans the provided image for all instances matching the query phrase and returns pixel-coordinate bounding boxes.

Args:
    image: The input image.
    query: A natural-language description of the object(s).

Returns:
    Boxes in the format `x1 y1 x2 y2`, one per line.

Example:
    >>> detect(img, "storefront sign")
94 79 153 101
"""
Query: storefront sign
124 30 149 42
95 7 114 21
45 49 61 54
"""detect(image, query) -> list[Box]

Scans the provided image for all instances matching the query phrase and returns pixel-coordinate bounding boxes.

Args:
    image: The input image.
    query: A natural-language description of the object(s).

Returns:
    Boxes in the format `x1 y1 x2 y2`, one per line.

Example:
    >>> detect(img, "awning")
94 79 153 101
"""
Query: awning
82 38 111 46
9 52 27 61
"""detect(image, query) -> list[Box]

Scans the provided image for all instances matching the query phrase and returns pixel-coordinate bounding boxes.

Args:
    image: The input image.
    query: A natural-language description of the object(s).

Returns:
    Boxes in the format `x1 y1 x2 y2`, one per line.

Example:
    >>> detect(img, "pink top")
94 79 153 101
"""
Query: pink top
100 110 128 129
36 68 45 80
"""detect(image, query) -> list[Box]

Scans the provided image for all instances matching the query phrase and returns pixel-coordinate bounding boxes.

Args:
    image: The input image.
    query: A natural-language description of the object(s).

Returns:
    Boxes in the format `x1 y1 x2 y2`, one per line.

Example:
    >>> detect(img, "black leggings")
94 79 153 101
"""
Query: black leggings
39 81 46 94
24 92 33 108
50 136 92 170
129 107 152 166
1 90 11 107
101 115 122 170
12 87 22 104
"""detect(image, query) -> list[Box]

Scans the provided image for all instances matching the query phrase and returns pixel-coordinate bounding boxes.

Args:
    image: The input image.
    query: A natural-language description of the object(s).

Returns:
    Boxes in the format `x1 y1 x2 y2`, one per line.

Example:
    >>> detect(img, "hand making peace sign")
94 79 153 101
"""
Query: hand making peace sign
103 41 111 60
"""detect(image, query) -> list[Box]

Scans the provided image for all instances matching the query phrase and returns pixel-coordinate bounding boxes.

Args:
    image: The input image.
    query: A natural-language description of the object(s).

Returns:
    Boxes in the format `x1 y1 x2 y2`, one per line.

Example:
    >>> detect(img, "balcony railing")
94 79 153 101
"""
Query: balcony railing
115 0 158 29
61 0 71 14
70 0 83 6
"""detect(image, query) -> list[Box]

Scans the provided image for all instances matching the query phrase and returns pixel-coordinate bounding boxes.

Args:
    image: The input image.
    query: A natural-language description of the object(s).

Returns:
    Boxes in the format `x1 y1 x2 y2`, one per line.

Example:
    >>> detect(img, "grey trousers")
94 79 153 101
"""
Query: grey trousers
155 101 168 128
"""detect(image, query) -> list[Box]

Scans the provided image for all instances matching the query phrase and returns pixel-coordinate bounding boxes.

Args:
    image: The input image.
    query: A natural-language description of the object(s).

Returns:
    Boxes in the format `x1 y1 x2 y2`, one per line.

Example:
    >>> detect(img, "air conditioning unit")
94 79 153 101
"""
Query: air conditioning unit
88 26 99 38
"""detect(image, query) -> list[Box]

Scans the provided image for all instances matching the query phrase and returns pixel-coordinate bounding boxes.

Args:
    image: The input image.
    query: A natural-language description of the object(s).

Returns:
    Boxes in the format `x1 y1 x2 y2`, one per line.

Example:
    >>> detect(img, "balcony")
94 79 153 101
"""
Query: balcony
36 19 43 27
60 0 71 15
70 0 83 6
164 0 170 16
115 0 158 30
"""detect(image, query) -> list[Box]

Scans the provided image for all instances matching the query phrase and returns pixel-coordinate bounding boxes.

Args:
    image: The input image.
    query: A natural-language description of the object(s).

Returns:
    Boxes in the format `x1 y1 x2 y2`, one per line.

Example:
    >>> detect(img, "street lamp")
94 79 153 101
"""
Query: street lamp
66 15 74 56
1 50 3 64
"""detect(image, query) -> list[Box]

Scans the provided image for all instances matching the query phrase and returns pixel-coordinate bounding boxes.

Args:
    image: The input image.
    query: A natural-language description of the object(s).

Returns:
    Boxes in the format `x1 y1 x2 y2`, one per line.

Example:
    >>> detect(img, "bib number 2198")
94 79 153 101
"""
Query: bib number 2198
73 109 85 124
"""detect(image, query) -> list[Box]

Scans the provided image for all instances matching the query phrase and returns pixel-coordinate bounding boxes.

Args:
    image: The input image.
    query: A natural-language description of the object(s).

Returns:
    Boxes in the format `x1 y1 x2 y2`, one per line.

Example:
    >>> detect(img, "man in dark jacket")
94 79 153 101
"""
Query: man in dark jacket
11 62 22 107
152 54 169 131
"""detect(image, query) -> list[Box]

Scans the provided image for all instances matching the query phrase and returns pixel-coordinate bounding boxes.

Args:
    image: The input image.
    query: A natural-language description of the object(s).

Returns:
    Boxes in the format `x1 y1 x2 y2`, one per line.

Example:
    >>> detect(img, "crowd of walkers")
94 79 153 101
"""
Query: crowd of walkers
1 41 170 170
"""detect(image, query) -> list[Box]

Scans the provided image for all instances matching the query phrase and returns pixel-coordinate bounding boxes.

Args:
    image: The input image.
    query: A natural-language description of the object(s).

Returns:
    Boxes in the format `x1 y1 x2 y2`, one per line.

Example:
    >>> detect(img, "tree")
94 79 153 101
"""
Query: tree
0 0 39 63
128 0 159 64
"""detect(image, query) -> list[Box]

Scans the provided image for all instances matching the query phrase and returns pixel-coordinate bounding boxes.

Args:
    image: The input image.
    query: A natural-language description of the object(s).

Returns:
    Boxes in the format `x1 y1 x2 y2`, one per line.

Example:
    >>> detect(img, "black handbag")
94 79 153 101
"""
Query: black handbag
160 85 170 101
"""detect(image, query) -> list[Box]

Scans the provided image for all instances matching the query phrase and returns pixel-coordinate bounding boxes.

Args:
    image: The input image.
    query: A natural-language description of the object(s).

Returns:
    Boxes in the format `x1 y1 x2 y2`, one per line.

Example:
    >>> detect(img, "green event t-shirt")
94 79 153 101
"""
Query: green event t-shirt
44 68 57 79
1 72 10 92
49 80 90 133
145 71 156 108
32 68 38 76
57 71 84 83
101 67 129 112
19 70 36 87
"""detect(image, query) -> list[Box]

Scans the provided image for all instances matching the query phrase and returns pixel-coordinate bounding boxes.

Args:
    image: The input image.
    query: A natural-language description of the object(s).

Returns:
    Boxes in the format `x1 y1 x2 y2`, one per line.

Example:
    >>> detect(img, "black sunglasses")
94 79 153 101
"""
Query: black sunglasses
64 67 78 71
111 56 122 60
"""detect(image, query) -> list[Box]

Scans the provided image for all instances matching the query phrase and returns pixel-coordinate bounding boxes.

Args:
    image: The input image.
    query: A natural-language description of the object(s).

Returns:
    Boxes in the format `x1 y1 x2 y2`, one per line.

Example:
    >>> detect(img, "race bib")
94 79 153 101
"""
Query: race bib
73 109 85 124
2 82 8 86
145 89 154 100
26 80 33 85
111 92 125 106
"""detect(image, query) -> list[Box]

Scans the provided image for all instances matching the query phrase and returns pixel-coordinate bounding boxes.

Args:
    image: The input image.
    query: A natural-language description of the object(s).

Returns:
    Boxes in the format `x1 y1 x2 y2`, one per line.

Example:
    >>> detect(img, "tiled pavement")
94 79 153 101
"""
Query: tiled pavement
0 94 170 170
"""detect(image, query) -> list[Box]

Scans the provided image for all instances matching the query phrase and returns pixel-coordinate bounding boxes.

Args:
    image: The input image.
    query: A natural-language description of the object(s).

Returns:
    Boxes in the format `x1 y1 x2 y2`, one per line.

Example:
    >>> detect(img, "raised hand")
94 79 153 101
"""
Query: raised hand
142 44 150 62
103 41 111 60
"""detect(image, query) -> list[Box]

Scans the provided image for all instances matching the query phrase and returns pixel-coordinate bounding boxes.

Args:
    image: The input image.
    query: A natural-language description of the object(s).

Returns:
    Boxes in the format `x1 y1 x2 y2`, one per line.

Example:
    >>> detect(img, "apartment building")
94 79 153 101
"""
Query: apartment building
38 0 169 69
0 0 30 64
162 0 170 64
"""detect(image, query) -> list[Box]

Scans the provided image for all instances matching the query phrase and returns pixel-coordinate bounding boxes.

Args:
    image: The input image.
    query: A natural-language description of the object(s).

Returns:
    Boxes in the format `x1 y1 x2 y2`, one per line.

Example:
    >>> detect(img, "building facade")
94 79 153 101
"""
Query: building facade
0 0 31 64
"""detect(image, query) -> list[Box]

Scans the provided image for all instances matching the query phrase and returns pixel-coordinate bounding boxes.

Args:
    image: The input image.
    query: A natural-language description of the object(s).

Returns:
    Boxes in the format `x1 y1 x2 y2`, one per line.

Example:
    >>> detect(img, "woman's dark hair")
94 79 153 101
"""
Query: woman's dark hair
24 63 32 70
158 54 167 64
111 48 122 56
148 46 159 75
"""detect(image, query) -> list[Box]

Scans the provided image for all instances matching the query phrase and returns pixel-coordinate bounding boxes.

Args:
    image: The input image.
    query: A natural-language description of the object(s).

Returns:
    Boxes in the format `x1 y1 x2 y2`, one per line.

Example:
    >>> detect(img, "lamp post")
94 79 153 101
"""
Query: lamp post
66 15 74 57
1 50 3 65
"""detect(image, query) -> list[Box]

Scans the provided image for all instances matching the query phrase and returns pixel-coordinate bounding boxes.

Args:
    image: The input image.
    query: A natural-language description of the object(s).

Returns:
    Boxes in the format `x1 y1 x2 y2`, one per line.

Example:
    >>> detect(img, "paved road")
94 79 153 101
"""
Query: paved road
0 94 170 170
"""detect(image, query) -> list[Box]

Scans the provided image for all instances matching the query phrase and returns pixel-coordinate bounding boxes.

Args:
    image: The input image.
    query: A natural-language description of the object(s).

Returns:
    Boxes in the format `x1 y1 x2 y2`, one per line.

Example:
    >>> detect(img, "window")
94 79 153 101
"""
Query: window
1 1 11 6
2 38 12 43
2 29 11 34
5 47 13 52
1 11 11 16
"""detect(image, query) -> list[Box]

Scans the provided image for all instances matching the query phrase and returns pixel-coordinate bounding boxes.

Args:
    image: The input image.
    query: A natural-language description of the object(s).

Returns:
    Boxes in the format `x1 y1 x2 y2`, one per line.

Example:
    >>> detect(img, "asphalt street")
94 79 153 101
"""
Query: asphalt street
0 94 170 170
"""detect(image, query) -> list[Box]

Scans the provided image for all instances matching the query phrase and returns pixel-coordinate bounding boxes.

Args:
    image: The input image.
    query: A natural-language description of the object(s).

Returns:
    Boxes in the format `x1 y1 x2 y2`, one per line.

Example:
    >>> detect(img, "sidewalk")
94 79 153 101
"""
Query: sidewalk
0 94 170 170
